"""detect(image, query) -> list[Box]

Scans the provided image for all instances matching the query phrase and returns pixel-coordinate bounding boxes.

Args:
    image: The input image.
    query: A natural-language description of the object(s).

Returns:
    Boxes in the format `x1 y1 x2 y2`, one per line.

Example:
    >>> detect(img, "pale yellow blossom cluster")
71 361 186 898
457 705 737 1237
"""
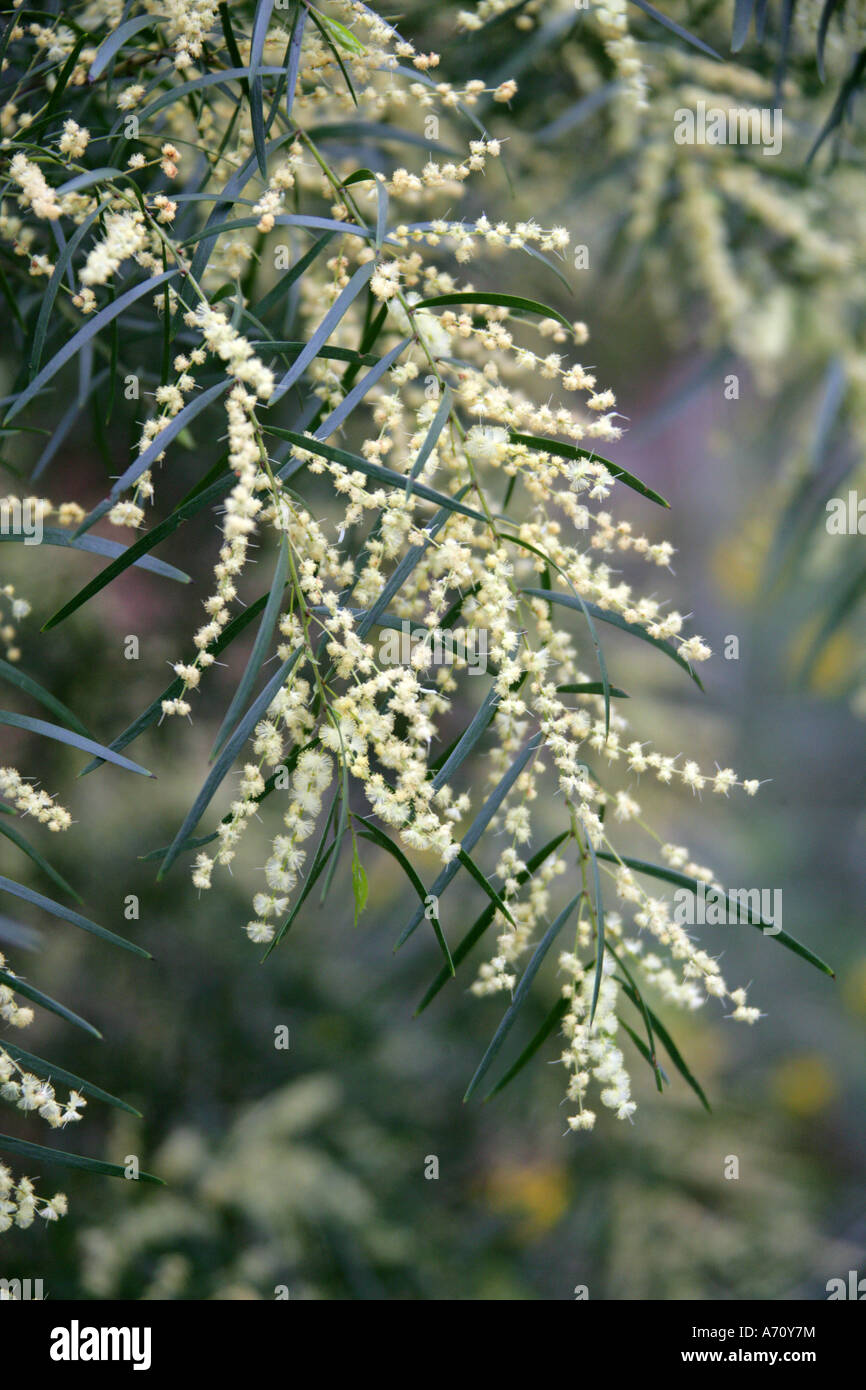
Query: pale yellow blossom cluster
0 955 72 1231
0 582 29 662
8 152 61 220
0 1166 68 1233
253 155 300 233
186 305 275 401
592 1 649 110
561 951 635 1129
0 1048 87 1129
457 0 544 32
0 766 71 831
149 0 221 71
80 210 148 288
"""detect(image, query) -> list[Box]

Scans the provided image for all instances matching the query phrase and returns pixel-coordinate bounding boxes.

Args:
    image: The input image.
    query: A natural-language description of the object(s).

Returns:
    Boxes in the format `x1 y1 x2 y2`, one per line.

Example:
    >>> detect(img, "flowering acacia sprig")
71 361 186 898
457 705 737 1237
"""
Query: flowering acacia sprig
0 1 833 1170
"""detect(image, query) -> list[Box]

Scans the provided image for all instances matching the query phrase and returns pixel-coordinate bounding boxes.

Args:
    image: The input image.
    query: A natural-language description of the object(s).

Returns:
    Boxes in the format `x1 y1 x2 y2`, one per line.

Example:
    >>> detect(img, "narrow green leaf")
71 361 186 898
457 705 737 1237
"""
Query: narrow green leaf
0 875 150 959
39 503 200 632
0 967 101 1038
308 121 458 154
0 1041 141 1117
211 537 288 758
158 647 303 877
263 838 336 958
534 85 622 144
356 487 469 642
618 1017 669 1087
89 14 164 79
56 167 127 197
798 558 866 685
356 820 452 972
299 335 410 445
354 821 424 900
0 528 189 586
0 659 90 737
319 739 350 905
251 232 333 319
43 32 89 115
509 430 669 509
313 9 366 55
255 342 380 368
431 686 501 791
72 378 231 539
817 0 842 80
523 588 704 688
731 0 756 50
583 832 605 1025
29 205 104 381
5 271 177 424
269 428 490 524
619 979 710 1111
414 291 573 334
271 260 374 405
501 535 613 730
0 711 153 777
642 1002 710 1113
606 938 663 1091
595 851 834 978
484 996 569 1100
219 2 250 97
81 585 280 776
307 6 359 106
351 843 368 926
406 385 451 505
250 0 276 176
415 831 570 1014
807 49 866 164
556 681 629 698
464 892 583 1101
457 847 516 928
395 732 543 950
0 821 82 903
0 1132 162 1183
285 4 306 119
629 0 722 59
179 212 391 250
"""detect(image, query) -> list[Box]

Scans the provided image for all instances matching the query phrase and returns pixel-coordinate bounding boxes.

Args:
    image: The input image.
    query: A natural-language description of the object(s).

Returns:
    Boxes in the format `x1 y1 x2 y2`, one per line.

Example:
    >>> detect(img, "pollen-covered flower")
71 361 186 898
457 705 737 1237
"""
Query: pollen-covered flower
80 211 147 288
9 153 60 220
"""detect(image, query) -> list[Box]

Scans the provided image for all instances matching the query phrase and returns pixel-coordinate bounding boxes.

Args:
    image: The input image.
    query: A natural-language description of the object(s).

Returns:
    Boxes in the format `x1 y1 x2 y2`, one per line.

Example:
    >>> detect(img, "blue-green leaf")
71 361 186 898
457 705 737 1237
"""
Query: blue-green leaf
0 966 101 1038
211 537 289 758
89 14 165 80
5 271 177 424
0 1132 162 1183
464 892 583 1100
0 820 82 903
0 1041 141 1117
158 647 303 877
0 875 150 958
396 732 542 950
523 588 704 688
0 659 90 737
0 711 153 777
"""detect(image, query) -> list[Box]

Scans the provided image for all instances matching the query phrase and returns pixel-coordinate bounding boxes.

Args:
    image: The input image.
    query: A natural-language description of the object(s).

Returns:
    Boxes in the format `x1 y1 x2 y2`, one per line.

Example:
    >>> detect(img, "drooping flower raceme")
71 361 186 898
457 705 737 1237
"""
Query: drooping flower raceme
0 0 828 1187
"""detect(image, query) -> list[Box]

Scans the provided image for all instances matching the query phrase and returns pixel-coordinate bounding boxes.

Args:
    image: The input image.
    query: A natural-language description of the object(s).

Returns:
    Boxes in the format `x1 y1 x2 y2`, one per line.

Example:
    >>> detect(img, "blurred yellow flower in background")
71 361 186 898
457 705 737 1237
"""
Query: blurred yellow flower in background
770 1055 838 1118
842 957 866 1018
